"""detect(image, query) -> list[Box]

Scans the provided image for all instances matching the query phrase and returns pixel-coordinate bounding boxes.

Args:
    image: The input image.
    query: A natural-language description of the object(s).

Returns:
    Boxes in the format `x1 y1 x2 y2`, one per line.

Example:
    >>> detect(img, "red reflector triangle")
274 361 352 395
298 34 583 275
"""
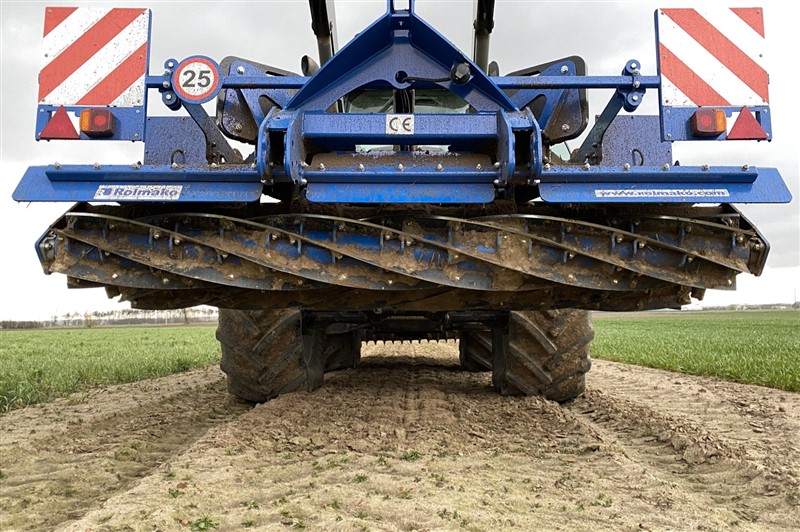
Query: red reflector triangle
727 106 768 140
39 106 79 140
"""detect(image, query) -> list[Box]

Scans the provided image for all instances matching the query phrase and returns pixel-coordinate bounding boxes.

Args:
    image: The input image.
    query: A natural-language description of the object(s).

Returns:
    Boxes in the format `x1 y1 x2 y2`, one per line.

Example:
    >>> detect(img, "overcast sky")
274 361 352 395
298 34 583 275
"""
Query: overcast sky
1 0 798 320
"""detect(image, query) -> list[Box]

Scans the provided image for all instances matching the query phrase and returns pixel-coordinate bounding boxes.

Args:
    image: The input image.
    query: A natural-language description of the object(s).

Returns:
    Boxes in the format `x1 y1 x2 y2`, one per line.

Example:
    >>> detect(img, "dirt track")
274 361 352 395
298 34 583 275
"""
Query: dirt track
1 342 798 531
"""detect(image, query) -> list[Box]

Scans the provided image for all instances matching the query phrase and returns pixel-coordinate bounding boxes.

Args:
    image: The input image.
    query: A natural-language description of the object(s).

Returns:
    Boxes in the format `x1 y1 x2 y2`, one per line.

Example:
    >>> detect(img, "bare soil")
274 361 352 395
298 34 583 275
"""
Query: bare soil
1 343 798 531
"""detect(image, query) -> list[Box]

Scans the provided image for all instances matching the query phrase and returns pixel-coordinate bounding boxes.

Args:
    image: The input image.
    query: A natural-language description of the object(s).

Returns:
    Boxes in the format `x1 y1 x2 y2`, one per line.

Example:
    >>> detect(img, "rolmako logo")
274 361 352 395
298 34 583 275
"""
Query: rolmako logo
94 185 183 200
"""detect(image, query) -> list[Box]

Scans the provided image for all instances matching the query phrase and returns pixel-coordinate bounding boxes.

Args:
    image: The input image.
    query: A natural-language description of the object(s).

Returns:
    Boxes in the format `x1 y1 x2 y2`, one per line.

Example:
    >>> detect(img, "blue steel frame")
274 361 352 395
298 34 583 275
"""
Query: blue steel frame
14 0 791 205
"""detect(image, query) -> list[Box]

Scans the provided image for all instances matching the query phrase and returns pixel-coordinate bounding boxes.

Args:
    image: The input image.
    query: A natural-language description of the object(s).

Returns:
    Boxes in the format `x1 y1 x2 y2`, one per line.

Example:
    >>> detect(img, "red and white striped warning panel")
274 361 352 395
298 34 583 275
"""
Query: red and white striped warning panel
657 7 768 108
38 7 150 107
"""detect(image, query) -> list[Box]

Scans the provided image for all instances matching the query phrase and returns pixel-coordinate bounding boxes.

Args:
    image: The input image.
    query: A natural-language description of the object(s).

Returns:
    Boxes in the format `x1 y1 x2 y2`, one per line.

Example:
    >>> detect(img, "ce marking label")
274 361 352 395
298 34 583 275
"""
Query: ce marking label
386 114 414 135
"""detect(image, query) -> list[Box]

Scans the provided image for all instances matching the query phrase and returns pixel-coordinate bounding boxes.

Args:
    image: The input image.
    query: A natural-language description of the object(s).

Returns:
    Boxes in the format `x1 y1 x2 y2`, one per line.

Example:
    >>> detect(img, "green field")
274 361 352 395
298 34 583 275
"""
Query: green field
1 310 798 413
592 310 800 392
0 326 220 413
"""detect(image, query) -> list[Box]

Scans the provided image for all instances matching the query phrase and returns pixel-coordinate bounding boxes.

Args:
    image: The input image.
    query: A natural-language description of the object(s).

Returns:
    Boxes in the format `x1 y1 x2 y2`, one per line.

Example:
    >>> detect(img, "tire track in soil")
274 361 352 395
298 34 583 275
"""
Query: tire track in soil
0 366 250 531
569 359 800 529
5 343 800 531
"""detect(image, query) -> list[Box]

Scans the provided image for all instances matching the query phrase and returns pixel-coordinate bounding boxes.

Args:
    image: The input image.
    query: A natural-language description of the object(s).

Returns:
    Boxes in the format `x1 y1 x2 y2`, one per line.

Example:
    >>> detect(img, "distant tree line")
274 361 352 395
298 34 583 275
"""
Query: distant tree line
0 307 219 330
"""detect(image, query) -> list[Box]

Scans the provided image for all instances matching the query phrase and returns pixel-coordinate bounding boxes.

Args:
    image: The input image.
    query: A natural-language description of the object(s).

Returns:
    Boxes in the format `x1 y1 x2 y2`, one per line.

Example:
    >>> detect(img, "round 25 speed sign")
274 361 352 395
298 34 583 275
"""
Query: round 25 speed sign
171 56 222 104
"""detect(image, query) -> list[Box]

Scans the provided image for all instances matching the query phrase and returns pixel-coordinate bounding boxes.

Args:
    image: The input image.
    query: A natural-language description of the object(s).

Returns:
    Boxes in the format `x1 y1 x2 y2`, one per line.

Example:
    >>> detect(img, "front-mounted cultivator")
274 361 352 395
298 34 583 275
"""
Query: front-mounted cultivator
16 1 791 401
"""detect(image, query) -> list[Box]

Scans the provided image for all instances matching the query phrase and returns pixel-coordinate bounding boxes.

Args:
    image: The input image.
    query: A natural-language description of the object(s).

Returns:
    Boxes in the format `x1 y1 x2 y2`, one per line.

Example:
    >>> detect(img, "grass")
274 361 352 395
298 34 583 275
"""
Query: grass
592 310 800 392
0 325 220 413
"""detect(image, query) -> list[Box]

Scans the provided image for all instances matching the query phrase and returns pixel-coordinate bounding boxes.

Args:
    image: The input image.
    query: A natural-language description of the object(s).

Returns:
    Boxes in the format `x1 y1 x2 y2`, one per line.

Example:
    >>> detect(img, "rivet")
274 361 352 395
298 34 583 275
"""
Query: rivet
387 279 394 285
493 179 501 186
162 81 170 89
623 163 630 171
211 162 218 168
229 274 235 280
612 279 619 285
358 163 365 171
583 163 590 171
93 162 101 169
171 162 179 169
561 123 570 132
54 162 62 170
493 162 501 169
397 164 404 172
475 164 481 171
662 164 670 171
111 273 119 279
236 66 245 74
754 243 762 251
318 163 325 170
162 278 170 285
153 231 161 239
560 65 569 74
742 164 750 171
165 94 173 101
615 235 623 243
727 279 733 286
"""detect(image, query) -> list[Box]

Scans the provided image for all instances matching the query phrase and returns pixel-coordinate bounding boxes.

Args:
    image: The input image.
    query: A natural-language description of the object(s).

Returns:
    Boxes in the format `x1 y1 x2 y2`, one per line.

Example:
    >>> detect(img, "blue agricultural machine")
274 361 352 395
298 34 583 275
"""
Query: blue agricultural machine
16 1 791 401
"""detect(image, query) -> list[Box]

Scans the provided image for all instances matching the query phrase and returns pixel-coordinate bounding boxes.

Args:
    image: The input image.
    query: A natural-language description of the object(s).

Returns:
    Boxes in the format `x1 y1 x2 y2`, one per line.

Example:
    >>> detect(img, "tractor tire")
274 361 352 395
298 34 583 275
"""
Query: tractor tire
458 334 492 372
461 309 594 402
217 309 360 402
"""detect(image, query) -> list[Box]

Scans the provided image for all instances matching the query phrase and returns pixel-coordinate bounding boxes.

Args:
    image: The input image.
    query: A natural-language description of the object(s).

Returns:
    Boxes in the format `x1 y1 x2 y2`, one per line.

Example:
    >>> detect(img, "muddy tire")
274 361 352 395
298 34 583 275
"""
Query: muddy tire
459 334 492 372
217 309 361 402
462 310 593 402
